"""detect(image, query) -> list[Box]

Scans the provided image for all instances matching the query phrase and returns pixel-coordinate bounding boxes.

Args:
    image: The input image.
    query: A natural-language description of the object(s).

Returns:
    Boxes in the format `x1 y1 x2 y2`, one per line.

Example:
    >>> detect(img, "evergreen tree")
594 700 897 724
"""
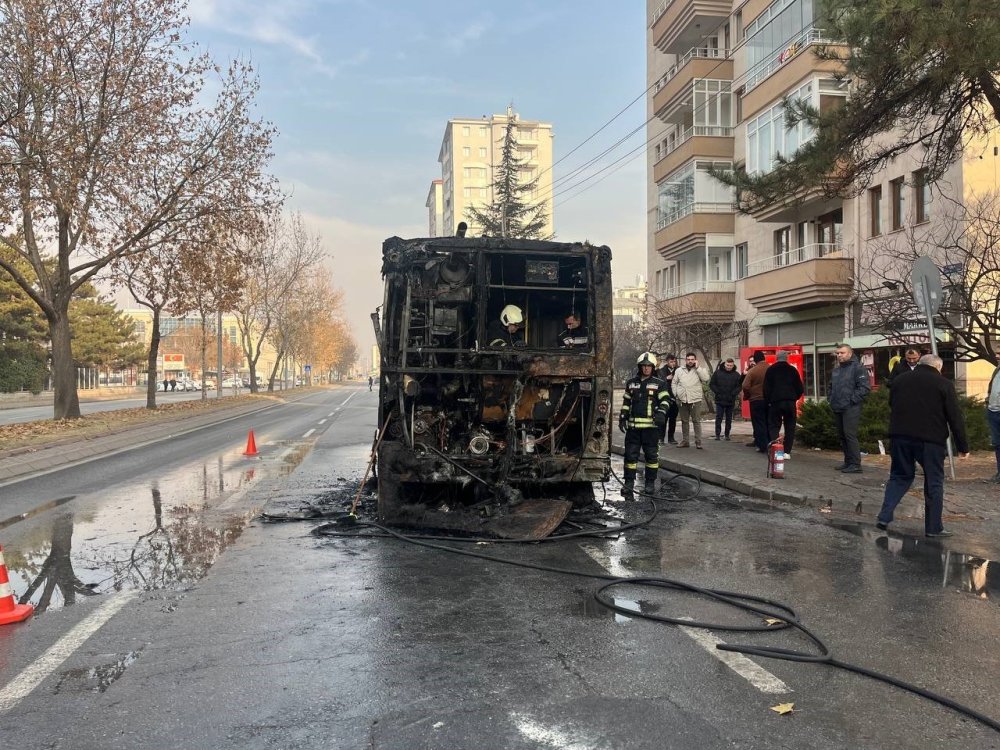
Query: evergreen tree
466 117 550 239
718 0 1000 211
69 285 145 370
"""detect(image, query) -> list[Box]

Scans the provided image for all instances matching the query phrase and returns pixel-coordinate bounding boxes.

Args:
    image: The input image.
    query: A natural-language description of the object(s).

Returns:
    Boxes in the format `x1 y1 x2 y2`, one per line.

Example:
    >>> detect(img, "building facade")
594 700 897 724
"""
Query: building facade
425 179 444 237
646 0 999 397
433 108 555 238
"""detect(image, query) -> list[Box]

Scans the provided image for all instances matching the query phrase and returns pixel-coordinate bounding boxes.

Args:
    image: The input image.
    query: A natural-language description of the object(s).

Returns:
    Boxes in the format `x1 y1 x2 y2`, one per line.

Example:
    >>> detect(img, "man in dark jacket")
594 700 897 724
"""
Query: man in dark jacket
709 358 742 440
829 344 871 473
741 351 770 451
886 347 921 388
763 350 804 455
876 354 969 537
656 354 679 444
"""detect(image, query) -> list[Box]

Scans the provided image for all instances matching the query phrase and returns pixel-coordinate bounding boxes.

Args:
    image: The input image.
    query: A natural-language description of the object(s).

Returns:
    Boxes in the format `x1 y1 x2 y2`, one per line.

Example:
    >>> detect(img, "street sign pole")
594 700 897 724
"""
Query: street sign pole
913 257 956 479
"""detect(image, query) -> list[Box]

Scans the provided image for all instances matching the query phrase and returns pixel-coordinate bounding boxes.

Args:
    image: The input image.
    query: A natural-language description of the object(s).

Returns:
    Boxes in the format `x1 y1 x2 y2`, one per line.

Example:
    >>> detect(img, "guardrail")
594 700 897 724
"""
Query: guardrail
653 47 731 93
743 243 845 277
661 280 736 298
655 201 734 231
654 125 734 167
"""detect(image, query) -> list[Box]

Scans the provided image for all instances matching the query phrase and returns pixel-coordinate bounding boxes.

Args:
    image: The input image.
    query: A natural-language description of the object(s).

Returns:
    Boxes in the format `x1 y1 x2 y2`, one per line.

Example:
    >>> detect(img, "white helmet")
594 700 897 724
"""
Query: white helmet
500 304 523 326
636 351 658 368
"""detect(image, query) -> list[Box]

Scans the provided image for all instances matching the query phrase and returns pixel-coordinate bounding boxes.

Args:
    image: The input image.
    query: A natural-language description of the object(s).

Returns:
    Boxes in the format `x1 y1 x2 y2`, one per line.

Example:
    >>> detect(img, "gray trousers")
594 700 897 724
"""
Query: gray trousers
834 404 862 467
678 401 703 443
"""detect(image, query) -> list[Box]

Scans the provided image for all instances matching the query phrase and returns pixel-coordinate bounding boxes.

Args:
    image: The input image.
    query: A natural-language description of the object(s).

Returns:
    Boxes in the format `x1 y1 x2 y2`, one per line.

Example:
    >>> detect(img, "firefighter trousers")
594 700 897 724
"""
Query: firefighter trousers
624 427 660 484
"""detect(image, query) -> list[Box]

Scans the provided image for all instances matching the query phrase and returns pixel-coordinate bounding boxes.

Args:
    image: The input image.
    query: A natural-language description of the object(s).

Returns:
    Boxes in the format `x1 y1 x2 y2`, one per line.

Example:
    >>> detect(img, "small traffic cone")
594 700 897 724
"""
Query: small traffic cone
243 429 258 456
0 545 33 626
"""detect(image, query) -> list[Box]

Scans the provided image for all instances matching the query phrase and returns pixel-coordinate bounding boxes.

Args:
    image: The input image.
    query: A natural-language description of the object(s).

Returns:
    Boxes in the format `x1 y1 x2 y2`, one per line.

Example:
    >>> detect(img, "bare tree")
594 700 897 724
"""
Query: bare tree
0 0 280 418
648 293 747 371
855 190 1000 366
233 213 326 393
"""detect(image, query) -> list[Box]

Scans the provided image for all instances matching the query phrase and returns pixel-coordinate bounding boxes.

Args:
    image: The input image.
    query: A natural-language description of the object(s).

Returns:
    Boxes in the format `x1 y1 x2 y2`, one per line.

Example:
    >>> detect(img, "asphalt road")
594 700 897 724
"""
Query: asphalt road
0 389 228 426
0 385 998 748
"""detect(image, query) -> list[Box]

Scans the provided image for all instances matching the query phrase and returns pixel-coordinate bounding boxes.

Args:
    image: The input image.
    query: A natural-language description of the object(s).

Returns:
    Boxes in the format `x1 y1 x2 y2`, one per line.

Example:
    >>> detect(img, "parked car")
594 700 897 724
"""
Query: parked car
221 377 242 389
203 378 216 389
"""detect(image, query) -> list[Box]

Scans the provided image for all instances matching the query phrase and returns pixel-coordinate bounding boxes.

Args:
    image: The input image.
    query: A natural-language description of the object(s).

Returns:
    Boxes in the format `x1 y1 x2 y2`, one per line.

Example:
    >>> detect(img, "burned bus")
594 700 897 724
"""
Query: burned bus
372 235 614 538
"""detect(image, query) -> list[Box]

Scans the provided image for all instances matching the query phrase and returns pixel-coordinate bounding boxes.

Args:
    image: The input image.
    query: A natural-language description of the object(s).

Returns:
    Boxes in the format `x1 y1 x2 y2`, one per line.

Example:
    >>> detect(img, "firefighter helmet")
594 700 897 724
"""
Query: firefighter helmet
500 304 523 326
636 351 658 368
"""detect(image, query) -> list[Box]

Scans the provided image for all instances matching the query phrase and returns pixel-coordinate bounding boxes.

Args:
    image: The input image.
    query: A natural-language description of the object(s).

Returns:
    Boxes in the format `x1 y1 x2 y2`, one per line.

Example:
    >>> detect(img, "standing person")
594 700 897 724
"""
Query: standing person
673 352 710 449
829 344 871 473
986 341 1000 484
368 375 374 391
763 350 804 457
876 354 969 536
741 351 770 452
169 377 176 392
162 376 169 393
618 352 671 500
556 311 589 349
886 346 921 388
657 354 680 445
709 358 742 440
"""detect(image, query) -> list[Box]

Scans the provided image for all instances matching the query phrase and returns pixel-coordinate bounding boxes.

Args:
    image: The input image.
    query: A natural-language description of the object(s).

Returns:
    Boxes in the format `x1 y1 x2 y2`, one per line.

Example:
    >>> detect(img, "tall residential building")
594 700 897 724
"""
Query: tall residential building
426 179 444 237
433 108 554 238
645 0 999 396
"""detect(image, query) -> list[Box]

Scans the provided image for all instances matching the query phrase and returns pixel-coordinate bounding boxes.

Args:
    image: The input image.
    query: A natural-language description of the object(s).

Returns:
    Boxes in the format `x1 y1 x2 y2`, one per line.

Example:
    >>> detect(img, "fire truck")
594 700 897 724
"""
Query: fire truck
372 235 614 538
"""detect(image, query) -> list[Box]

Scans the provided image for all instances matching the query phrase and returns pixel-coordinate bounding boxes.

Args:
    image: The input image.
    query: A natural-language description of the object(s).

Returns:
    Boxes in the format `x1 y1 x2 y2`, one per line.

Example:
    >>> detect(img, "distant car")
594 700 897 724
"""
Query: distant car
221 377 242 389
203 378 216 389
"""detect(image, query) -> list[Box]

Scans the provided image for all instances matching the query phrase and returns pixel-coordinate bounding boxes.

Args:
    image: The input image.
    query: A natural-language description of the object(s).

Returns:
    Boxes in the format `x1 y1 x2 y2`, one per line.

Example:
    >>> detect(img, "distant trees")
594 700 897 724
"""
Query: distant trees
466 116 550 239
0 0 280 418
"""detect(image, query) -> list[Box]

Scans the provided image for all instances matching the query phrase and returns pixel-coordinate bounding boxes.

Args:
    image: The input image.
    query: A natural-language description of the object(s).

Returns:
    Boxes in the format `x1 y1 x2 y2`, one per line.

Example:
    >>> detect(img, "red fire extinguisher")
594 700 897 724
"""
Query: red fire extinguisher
767 439 785 479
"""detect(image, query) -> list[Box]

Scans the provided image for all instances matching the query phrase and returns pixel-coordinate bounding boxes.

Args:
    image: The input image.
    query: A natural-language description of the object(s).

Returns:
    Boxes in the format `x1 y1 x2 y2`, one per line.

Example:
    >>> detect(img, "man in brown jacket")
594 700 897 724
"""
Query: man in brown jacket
741 351 770 452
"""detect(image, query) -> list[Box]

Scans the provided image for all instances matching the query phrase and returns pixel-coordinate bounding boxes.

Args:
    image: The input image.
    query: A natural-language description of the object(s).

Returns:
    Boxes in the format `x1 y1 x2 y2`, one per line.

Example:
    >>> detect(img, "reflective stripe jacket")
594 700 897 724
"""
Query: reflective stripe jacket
621 375 671 429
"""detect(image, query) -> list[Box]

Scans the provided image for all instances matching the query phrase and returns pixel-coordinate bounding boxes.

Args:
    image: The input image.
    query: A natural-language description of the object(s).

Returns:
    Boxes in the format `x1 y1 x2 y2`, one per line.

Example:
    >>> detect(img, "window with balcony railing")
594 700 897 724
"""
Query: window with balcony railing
656 161 734 229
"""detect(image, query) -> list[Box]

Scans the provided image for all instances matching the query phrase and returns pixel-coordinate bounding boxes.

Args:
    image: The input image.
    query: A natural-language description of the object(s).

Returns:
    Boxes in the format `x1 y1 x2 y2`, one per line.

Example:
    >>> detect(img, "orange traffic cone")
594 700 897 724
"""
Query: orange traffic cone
0 545 33 626
244 429 258 456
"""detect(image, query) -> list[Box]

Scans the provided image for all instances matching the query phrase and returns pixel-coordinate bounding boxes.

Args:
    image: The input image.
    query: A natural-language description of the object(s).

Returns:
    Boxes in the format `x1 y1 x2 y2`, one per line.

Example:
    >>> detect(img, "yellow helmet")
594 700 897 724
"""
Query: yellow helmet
500 304 523 326
636 351 658 368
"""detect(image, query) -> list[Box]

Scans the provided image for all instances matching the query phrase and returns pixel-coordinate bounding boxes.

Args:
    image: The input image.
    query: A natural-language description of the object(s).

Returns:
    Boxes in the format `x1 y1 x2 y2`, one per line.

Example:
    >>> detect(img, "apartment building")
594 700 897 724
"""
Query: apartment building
426 179 444 238
432 108 554 238
646 0 999 396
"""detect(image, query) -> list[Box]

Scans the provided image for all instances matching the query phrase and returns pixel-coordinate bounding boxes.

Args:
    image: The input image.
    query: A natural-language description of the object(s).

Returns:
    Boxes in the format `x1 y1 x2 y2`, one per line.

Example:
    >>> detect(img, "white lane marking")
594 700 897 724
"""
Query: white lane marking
303 429 316 438
580 546 791 695
0 590 139 713
340 392 356 408
327 412 335 417
318 419 327 425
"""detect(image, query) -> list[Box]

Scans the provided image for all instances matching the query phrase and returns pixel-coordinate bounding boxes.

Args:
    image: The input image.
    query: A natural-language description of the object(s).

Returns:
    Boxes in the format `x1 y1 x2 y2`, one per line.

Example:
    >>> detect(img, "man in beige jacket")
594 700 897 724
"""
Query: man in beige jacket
673 352 710 448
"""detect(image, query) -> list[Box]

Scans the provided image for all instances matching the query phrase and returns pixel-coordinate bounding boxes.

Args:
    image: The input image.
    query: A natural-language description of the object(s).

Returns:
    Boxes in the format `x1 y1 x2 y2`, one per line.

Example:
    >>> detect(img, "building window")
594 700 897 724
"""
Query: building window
890 177 905 230
774 226 791 265
736 243 748 279
913 169 931 223
462 187 471 198
462 146 470 157
479 147 487 158
479 126 487 136
479 187 487 198
463 167 470 178
796 221 808 249
656 160 735 227
869 185 882 237
745 81 813 174
462 125 470 136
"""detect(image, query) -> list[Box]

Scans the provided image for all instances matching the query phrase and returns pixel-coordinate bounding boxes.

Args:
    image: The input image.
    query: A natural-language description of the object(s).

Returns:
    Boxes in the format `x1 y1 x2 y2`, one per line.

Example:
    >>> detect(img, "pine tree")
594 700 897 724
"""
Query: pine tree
466 117 550 239
717 0 1000 211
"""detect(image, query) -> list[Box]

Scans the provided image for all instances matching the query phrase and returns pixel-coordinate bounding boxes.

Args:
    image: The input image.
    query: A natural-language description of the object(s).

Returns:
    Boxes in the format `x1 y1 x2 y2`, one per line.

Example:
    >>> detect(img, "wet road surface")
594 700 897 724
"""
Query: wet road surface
1 385 998 748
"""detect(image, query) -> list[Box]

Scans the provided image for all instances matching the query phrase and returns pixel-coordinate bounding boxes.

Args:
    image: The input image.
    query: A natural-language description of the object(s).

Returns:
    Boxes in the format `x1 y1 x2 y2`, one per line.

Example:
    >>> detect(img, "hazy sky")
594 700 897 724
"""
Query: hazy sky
190 1 648 362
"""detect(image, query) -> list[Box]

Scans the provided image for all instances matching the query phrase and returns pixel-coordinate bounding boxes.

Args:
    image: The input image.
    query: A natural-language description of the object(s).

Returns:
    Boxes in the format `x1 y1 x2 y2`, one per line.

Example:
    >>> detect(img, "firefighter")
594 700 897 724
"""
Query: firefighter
618 352 672 500
487 304 526 348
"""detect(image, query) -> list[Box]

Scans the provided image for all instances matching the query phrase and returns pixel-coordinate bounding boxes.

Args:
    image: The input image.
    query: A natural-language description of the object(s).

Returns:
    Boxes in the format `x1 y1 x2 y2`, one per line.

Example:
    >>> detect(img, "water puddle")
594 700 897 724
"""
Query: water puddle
576 589 660 623
3 441 314 615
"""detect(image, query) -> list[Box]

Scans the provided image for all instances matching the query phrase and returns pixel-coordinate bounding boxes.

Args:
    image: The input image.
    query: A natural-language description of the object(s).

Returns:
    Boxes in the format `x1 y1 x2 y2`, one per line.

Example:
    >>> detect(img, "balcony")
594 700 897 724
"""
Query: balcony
651 0 731 56
653 56 733 122
743 244 853 312
737 28 848 120
657 280 736 326
653 125 734 183
654 202 734 260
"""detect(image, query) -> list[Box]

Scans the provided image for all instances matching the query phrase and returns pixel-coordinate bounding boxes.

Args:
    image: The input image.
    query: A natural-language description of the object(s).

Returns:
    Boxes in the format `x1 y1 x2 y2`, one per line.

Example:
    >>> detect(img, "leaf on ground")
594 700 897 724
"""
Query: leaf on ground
818 507 832 514
764 617 785 626
770 703 795 715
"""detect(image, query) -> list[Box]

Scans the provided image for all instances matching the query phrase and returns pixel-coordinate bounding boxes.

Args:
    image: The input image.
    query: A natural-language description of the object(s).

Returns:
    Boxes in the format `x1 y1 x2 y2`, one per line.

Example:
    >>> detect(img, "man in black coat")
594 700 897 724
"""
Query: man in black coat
656 354 679 444
763 350 804 455
886 346 921 388
876 354 969 537
709 358 743 440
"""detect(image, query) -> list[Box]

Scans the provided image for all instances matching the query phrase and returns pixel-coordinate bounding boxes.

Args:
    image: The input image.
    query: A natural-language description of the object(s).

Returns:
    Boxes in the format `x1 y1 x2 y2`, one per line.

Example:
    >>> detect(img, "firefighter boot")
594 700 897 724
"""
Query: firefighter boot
644 469 659 496
620 480 635 501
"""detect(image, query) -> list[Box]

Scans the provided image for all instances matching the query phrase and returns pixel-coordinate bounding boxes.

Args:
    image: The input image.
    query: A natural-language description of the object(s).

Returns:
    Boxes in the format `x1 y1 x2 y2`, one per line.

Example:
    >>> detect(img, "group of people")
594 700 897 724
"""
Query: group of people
616 342 977 538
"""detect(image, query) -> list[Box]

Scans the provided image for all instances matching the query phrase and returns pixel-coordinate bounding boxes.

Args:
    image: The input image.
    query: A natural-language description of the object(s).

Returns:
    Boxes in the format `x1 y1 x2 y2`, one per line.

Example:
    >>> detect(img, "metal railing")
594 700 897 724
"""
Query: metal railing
650 0 675 26
661 279 736 298
654 125 734 166
653 47 731 93
736 28 833 95
655 201 734 231
743 242 845 278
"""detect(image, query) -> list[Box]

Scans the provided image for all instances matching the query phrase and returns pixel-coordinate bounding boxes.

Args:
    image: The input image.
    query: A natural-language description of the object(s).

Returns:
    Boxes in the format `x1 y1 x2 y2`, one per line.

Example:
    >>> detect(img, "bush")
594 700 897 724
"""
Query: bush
797 387 993 453
0 341 47 394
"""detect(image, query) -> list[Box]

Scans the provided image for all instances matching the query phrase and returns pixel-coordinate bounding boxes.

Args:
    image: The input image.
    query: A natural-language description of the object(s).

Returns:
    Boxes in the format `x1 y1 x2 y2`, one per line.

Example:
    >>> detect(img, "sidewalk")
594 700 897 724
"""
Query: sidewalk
617 417 1000 560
